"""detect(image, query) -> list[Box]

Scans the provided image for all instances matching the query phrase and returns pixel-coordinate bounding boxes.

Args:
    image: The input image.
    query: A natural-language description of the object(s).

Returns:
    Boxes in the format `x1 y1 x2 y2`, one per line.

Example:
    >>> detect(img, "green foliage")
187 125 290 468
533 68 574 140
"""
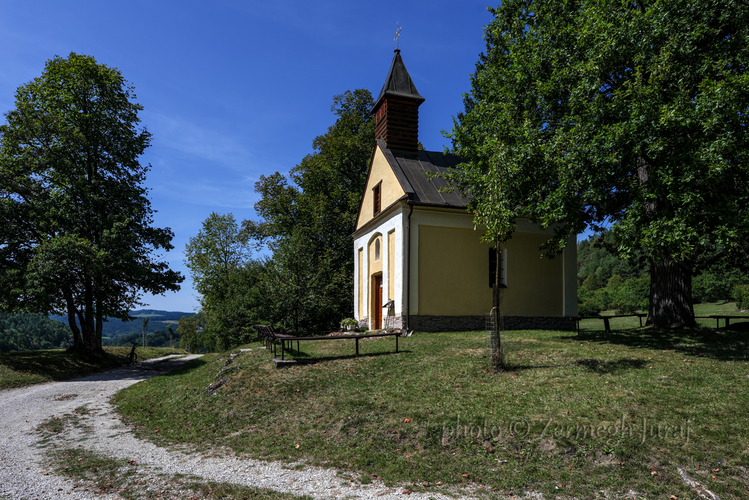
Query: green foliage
578 237 651 315
184 213 267 350
243 89 375 332
692 268 747 304
610 276 651 314
0 53 183 351
185 213 251 298
732 285 749 310
181 90 374 348
581 274 601 291
0 313 73 352
577 233 649 285
51 309 194 339
177 313 210 353
104 329 180 348
445 0 749 327
576 294 602 317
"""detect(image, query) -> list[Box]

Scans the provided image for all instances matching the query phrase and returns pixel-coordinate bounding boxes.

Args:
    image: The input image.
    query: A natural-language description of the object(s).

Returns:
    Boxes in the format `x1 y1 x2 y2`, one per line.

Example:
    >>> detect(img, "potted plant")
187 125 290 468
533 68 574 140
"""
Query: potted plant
340 318 359 332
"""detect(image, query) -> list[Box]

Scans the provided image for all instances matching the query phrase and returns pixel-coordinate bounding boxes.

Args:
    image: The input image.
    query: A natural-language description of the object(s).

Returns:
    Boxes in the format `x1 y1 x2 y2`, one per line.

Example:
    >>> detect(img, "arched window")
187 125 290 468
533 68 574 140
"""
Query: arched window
375 238 381 261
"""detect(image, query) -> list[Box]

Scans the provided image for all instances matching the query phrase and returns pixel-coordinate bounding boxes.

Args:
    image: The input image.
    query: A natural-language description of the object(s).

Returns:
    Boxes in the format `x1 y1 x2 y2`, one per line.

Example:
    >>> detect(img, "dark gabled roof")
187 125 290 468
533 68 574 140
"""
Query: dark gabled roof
373 50 425 110
378 139 469 209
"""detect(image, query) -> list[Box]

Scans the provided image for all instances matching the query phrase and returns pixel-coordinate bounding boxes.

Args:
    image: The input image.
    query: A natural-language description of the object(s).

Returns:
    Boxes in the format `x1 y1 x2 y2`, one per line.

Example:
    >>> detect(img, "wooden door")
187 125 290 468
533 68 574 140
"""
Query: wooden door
373 274 383 329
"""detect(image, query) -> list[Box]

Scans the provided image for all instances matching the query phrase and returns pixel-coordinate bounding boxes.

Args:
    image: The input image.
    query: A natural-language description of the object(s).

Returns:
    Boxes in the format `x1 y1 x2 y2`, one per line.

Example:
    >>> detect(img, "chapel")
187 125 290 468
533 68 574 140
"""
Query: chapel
352 49 577 332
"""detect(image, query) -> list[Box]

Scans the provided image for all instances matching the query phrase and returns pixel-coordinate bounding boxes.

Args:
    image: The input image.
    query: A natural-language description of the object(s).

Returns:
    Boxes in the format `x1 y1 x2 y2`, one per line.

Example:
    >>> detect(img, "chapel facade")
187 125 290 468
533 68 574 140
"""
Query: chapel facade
352 49 577 332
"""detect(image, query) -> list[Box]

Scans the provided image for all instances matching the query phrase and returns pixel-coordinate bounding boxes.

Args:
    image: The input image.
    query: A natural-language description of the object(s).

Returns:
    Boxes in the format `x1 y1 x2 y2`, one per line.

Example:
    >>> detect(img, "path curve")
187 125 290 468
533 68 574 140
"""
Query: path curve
0 355 488 500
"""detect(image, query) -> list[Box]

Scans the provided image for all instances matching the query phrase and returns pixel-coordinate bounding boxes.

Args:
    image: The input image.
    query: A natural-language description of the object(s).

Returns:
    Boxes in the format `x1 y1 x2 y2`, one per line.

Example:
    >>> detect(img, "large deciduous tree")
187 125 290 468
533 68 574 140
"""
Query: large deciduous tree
0 53 183 352
243 89 375 331
445 0 749 328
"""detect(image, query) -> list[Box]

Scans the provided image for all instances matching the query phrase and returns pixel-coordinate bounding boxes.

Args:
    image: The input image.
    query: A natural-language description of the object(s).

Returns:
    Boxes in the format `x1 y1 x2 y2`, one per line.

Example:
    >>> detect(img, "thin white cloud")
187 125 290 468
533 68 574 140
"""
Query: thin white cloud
147 113 252 169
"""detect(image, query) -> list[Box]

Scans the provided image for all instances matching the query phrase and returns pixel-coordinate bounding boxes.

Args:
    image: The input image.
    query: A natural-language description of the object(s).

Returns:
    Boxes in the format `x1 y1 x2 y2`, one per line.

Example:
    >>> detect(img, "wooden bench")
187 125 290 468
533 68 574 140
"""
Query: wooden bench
265 329 401 360
695 315 749 328
256 325 299 356
576 314 648 333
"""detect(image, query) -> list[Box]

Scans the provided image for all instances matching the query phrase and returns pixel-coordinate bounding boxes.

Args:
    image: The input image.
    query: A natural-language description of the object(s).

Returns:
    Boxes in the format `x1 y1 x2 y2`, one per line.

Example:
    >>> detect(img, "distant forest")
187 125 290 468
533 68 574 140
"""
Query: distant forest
577 233 747 315
0 313 73 353
0 310 193 353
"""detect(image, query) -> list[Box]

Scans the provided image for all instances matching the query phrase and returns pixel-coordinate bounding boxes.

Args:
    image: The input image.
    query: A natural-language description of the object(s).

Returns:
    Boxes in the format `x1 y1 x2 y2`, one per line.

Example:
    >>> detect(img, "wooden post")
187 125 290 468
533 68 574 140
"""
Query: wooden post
142 318 149 348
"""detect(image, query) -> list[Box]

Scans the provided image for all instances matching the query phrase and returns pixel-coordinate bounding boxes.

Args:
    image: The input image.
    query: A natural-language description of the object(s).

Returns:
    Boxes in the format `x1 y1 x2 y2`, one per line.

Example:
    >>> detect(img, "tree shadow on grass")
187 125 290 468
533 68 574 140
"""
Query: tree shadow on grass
275 349 410 365
0 350 125 383
153 357 207 377
560 326 749 362
575 357 648 374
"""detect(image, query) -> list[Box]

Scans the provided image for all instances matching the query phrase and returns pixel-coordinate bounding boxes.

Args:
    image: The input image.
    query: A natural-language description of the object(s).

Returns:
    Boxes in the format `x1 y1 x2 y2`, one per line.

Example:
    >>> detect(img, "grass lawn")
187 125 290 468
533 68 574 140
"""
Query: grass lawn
113 321 749 499
0 346 186 390
578 301 749 331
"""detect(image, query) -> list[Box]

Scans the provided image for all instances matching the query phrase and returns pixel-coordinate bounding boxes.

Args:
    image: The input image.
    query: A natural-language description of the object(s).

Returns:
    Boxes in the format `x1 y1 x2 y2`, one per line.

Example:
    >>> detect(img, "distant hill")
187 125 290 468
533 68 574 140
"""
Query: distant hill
50 309 196 338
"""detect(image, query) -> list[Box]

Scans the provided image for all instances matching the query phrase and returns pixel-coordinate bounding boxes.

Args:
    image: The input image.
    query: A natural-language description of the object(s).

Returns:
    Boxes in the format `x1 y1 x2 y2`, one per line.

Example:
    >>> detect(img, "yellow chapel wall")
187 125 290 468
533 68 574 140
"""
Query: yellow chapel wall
412 209 565 318
417 225 493 315
500 232 564 316
356 147 405 231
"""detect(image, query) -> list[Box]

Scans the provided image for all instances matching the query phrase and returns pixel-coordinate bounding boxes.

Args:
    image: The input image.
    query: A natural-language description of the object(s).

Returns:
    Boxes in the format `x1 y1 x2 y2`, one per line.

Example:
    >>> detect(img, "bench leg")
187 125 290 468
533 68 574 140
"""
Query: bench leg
638 316 643 328
726 318 730 328
603 318 611 333
281 340 285 360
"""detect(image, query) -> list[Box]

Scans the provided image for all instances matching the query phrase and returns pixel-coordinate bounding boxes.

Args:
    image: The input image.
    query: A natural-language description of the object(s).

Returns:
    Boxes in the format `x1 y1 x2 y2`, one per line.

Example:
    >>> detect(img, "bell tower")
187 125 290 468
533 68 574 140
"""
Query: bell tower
372 49 424 154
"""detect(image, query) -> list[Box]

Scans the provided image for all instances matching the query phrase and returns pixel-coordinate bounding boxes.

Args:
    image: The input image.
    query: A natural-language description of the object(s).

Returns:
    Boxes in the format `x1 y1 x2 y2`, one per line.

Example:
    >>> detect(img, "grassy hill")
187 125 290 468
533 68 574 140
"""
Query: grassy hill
114 325 749 499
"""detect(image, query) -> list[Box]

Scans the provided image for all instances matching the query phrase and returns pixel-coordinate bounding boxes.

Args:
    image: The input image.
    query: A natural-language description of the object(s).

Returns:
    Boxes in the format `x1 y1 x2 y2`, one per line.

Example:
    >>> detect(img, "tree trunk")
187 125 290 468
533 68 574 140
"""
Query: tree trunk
647 257 696 328
65 294 83 351
80 278 103 353
490 242 505 371
95 299 104 350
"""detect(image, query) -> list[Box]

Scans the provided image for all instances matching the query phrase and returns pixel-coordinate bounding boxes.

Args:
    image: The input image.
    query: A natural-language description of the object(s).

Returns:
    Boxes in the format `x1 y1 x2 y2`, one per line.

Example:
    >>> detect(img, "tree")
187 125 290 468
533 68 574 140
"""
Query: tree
177 313 209 353
185 212 251 299
185 212 259 350
445 1 749 328
244 89 375 330
0 53 183 352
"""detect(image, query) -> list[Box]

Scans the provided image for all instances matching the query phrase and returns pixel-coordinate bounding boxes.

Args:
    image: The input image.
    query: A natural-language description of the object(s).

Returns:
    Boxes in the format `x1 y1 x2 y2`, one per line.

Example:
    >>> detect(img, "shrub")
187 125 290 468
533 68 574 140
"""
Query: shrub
578 298 602 317
582 273 601 291
693 270 747 304
733 284 749 310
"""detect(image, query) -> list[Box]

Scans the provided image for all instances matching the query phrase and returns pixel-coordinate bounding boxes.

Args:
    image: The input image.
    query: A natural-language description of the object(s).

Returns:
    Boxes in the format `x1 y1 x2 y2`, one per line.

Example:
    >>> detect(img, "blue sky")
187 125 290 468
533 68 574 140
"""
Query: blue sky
1 1 497 312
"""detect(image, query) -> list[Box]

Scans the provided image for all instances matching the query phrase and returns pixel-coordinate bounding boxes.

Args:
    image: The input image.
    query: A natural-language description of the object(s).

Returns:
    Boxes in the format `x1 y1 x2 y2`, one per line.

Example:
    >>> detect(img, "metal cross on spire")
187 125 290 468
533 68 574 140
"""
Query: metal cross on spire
394 22 402 50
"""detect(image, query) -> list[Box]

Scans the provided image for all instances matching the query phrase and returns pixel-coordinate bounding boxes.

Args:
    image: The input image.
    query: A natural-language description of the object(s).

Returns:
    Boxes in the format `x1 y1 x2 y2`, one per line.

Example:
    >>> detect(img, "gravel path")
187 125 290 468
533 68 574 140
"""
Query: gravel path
0 355 494 500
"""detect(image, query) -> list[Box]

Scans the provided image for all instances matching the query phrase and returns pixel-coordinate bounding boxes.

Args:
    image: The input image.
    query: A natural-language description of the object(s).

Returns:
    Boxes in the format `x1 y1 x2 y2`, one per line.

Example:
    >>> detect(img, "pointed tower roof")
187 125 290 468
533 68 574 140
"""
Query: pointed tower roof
373 49 425 110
